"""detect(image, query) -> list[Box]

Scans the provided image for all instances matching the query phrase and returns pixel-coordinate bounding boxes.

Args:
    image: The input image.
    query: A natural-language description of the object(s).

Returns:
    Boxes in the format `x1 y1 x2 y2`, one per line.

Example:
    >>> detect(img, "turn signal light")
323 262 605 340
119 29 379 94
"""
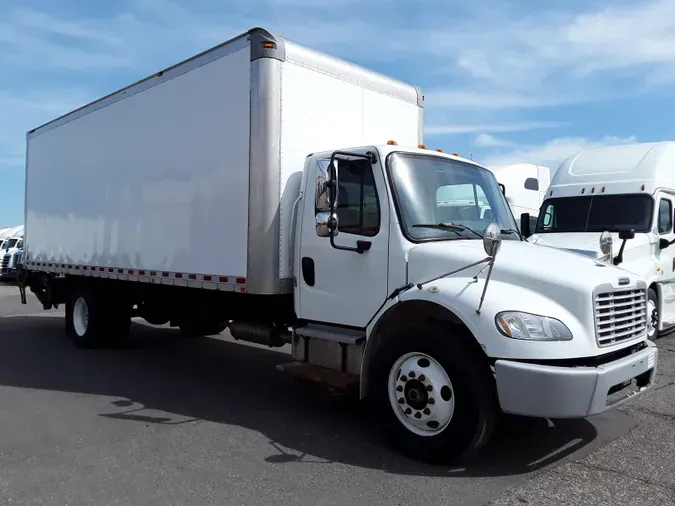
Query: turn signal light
387 140 398 145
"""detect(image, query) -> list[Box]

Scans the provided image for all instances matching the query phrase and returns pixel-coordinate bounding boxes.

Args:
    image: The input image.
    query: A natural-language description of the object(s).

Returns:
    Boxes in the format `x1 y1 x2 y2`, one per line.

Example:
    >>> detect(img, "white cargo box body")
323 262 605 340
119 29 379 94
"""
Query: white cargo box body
24 27 423 295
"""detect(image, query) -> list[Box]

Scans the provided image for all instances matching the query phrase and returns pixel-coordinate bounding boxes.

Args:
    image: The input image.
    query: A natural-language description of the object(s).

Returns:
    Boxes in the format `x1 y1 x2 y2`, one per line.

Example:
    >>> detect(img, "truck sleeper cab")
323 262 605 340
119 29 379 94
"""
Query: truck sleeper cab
18 27 657 466
525 141 675 340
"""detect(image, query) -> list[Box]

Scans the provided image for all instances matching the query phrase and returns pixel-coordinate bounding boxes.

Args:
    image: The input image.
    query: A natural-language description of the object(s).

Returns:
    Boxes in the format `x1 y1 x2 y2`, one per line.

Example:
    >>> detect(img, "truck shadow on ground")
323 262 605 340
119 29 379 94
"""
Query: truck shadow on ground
0 316 635 478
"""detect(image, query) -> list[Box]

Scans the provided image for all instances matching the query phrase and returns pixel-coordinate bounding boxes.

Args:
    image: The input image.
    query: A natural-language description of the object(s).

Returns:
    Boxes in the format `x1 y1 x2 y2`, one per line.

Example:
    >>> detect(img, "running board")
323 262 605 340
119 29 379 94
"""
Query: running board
294 323 366 345
276 362 359 392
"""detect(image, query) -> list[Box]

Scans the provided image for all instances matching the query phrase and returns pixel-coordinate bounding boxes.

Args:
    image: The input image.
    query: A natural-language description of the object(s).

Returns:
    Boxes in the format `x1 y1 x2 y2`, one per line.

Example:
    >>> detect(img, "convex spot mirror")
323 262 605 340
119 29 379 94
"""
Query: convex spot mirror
599 230 613 258
483 223 502 257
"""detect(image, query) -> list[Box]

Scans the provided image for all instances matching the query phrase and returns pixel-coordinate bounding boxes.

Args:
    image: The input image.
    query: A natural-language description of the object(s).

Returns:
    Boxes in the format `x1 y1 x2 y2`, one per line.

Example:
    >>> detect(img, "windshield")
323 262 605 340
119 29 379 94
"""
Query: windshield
387 153 519 241
4 238 18 249
535 194 654 234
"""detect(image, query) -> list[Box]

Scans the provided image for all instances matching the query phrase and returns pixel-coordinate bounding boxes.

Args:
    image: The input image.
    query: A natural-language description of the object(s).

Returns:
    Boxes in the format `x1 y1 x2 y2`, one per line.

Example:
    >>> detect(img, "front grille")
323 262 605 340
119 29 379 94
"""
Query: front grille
594 288 647 347
1 254 9 270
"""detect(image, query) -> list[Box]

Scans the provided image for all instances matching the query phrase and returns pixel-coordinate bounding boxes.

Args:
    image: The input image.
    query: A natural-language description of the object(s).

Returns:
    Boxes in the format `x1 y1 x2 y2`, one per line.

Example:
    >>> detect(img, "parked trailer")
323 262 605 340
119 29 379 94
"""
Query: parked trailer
18 27 658 464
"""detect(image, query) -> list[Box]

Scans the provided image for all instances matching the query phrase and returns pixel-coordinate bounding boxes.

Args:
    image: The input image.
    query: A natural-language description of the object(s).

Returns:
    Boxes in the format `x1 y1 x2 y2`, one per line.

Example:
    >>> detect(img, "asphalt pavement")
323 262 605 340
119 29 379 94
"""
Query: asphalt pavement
1 282 674 505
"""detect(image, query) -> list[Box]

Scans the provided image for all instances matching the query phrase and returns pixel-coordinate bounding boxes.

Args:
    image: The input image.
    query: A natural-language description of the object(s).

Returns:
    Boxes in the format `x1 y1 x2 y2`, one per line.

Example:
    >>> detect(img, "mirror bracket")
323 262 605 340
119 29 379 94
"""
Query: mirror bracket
612 228 635 266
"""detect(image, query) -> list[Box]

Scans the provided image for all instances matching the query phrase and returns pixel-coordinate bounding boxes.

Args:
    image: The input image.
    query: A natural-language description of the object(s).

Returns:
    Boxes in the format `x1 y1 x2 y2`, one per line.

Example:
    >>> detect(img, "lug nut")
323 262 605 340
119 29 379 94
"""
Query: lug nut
426 385 432 391
409 371 416 378
423 408 431 415
405 408 412 415
414 412 421 419
396 385 403 392
398 398 405 404
419 375 425 382
428 398 435 404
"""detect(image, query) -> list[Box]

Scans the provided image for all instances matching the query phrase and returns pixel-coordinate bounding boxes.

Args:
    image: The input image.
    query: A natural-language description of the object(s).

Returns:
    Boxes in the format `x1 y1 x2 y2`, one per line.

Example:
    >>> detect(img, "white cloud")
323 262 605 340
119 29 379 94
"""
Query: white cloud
474 134 511 148
479 135 638 169
0 0 670 176
426 121 565 136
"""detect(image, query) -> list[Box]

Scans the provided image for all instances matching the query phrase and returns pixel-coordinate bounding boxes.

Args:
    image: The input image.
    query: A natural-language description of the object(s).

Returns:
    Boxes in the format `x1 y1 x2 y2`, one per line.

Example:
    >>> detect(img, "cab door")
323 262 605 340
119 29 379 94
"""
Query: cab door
654 193 675 331
296 149 390 328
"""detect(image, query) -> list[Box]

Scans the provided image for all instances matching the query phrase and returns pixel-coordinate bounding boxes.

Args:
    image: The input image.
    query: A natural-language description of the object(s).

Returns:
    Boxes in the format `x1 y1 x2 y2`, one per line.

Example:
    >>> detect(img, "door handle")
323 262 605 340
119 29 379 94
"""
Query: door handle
356 240 372 253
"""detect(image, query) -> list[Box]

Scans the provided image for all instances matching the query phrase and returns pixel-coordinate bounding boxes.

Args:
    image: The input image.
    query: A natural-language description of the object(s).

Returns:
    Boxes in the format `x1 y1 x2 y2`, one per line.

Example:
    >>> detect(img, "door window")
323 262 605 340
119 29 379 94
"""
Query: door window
658 198 672 235
335 159 381 237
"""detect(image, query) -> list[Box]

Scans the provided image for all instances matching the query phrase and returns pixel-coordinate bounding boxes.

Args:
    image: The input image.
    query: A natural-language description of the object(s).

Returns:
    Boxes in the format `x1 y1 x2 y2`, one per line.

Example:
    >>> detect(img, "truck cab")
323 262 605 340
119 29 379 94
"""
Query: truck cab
288 141 657 462
1 232 23 279
524 141 675 340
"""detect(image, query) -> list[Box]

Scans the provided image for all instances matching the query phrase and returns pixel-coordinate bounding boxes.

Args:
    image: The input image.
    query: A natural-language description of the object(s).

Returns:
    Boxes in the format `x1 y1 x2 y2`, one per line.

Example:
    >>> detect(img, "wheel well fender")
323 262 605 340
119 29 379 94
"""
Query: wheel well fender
359 299 488 399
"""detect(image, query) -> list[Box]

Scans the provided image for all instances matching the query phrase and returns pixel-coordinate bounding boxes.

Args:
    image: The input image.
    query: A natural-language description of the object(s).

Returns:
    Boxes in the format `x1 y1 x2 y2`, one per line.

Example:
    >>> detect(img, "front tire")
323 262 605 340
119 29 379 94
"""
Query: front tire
647 288 658 340
369 324 498 464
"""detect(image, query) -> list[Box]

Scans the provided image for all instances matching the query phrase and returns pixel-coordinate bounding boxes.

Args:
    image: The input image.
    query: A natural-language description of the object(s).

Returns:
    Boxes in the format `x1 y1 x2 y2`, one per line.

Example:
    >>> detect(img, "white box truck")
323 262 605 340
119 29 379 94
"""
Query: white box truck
489 163 551 234
524 141 675 340
17 28 658 464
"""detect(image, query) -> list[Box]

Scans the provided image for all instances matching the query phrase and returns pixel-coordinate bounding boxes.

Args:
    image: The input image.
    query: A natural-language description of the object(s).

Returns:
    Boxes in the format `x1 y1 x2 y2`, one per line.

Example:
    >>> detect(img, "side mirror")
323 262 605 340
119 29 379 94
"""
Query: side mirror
316 158 340 237
520 212 532 238
315 211 339 238
483 222 502 257
660 238 671 250
619 229 635 241
599 230 613 261
498 183 505 196
326 158 339 214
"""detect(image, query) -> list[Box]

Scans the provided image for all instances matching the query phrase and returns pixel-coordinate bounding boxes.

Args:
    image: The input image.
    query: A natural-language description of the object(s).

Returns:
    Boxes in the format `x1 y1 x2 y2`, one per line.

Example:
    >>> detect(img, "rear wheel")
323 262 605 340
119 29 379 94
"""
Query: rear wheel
370 324 497 464
67 288 130 348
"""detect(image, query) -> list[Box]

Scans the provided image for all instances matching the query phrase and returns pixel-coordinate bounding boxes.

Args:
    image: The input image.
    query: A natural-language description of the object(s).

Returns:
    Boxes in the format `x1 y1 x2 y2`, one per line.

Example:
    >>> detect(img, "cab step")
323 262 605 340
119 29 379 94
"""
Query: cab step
276 362 359 394
295 323 366 344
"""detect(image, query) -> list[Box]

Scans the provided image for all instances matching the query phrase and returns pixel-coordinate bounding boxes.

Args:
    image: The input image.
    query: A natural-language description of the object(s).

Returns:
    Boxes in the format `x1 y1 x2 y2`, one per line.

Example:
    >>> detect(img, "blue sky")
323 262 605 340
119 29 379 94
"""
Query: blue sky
1 0 675 226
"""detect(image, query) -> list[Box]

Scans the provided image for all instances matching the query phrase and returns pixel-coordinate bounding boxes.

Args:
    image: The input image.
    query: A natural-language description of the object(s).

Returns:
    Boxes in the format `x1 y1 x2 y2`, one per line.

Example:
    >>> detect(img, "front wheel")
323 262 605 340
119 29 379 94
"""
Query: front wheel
369 324 498 464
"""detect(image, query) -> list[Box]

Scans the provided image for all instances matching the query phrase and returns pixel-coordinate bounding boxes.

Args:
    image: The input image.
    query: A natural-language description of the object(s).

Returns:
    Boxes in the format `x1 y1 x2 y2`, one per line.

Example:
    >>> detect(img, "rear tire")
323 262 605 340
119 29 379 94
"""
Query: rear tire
369 323 498 465
67 288 130 348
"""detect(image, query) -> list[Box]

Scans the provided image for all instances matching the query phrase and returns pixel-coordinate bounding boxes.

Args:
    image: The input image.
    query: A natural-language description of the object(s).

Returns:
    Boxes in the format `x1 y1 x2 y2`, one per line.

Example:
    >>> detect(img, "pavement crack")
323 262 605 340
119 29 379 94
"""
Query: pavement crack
569 460 675 493
632 406 675 421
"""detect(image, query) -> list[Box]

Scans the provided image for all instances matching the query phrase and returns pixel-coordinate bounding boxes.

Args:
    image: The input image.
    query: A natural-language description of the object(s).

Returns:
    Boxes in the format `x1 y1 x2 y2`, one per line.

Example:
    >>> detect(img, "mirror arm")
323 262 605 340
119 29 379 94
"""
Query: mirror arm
612 239 628 265
329 233 370 254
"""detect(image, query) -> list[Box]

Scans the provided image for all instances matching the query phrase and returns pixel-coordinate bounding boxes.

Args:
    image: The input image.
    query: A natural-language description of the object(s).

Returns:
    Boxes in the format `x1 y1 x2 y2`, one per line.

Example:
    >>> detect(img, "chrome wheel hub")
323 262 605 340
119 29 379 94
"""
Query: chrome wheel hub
388 352 455 436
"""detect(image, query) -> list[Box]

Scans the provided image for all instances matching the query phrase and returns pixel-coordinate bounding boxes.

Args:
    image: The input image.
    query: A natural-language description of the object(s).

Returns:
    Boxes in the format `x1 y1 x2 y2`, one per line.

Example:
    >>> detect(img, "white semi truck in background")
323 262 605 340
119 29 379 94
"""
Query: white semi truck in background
1 225 24 279
16 27 658 464
525 141 675 340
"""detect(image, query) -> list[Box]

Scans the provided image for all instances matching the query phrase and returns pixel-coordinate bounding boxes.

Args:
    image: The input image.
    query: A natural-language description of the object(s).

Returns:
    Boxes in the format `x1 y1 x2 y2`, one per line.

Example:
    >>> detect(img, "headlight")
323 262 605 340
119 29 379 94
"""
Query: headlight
495 311 572 341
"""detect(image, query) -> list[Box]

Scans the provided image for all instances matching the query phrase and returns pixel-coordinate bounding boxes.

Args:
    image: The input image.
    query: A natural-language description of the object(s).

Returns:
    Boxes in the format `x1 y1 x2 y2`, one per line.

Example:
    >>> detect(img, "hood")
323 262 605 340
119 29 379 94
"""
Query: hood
528 232 651 260
406 238 640 304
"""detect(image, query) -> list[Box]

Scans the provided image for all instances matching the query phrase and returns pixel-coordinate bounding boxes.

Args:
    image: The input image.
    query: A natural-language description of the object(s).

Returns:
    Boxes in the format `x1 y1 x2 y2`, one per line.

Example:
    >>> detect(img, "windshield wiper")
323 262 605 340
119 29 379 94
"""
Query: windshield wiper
412 223 484 239
500 228 523 239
